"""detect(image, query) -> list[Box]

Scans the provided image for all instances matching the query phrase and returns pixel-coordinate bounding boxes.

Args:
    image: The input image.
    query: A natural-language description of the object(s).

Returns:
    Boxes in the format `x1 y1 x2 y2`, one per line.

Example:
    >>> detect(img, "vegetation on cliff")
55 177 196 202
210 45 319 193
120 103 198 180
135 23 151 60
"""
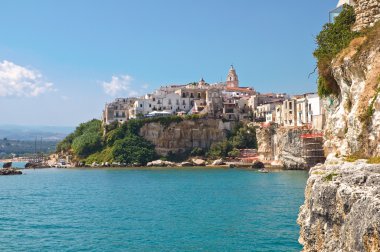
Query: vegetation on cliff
57 119 158 165
57 117 258 165
314 4 358 97
207 123 257 159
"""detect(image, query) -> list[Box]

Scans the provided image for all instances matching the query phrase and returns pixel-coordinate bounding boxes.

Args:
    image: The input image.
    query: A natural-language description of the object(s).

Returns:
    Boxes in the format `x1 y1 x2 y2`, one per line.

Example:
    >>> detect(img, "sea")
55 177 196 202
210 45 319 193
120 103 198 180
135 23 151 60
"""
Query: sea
0 168 308 252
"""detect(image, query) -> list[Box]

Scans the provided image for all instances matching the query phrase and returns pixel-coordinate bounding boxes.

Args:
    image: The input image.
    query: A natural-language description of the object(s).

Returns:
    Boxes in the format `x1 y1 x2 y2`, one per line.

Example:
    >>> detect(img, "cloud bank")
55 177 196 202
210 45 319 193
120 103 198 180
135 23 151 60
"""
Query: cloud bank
0 60 54 97
102 75 141 97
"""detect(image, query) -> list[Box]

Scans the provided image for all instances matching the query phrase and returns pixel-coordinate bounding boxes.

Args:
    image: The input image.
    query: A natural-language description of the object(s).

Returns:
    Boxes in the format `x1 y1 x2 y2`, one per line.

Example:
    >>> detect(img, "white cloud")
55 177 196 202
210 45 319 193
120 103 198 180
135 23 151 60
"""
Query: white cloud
0 60 54 97
102 75 144 97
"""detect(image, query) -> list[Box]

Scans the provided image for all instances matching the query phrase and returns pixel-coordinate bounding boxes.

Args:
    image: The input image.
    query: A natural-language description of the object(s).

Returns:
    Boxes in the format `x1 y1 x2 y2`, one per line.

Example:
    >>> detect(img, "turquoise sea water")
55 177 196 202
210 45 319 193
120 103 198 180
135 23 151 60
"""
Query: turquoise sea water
0 168 308 252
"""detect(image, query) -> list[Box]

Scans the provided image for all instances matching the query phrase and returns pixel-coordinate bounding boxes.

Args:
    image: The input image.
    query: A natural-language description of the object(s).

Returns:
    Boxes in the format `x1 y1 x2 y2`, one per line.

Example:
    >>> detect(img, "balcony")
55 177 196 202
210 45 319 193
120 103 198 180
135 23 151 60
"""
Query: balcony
329 6 343 23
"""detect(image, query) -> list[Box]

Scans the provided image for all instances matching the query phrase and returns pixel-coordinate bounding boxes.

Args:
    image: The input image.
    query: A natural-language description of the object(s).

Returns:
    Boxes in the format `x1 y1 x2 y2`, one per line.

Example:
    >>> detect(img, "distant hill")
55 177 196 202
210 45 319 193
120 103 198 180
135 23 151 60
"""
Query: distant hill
0 125 74 141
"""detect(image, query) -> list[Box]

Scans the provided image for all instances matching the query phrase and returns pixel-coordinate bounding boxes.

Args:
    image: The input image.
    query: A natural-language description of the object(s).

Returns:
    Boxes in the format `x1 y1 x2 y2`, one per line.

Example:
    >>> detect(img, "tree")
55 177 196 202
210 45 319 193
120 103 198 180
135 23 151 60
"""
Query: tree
112 134 156 165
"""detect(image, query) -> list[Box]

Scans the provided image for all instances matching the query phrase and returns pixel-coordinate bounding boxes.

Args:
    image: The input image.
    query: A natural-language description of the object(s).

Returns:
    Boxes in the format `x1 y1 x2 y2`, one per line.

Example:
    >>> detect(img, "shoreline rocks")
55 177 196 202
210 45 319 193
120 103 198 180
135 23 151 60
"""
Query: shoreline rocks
192 158 206 166
0 168 22 175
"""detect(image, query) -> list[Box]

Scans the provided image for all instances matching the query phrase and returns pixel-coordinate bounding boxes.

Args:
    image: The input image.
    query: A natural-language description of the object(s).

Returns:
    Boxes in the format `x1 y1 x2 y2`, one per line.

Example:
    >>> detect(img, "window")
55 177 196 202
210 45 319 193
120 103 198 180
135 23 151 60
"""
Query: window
149 104 151 108
140 104 143 108
197 93 201 98
182 93 185 98
190 93 194 98
153 98 155 101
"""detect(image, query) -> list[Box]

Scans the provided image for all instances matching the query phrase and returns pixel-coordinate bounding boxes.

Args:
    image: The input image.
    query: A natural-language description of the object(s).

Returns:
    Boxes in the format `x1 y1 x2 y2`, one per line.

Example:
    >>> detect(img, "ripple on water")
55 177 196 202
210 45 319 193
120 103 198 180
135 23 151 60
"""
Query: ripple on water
0 168 308 252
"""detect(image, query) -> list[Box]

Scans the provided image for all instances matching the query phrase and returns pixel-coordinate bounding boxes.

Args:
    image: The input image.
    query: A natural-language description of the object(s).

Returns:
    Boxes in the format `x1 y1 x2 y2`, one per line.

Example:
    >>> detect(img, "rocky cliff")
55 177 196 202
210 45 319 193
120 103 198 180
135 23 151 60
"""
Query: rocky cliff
298 5 380 251
298 160 380 252
353 0 380 31
324 21 380 158
139 119 235 156
256 125 324 169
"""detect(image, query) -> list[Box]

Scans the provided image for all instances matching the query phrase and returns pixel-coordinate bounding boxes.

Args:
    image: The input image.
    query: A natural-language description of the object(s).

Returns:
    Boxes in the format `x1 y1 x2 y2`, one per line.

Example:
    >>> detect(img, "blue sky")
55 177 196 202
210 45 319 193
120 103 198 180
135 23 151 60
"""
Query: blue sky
0 0 336 126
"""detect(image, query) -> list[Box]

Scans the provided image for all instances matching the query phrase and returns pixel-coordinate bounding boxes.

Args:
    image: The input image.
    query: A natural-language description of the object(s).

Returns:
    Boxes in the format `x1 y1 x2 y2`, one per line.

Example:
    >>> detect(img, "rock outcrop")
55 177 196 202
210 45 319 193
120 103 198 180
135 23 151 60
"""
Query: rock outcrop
146 160 176 167
0 168 22 175
324 21 380 158
139 119 235 156
298 4 380 251
298 160 380 252
353 0 380 31
256 125 324 169
192 158 206 166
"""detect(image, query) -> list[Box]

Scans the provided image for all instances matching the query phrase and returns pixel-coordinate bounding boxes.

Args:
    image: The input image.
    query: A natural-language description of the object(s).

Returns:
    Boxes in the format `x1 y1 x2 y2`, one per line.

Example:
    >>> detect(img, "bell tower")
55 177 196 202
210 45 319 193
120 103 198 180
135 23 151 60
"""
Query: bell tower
226 65 239 88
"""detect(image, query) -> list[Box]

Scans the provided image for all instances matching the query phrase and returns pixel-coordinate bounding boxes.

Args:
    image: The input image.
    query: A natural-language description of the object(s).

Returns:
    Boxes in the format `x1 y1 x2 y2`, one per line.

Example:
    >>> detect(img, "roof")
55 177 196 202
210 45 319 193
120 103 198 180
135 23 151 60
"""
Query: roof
225 87 255 93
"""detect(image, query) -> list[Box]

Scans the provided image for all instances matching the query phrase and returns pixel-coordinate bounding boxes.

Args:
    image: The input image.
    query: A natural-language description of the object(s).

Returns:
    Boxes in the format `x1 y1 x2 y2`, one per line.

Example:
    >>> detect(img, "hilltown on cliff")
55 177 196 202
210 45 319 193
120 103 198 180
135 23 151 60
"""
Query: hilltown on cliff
102 66 324 130
100 65 326 169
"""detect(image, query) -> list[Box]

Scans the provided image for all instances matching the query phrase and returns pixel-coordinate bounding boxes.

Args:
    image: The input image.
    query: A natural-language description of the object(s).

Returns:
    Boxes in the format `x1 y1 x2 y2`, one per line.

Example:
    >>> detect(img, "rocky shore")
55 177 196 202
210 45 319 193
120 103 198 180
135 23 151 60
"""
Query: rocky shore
0 168 22 175
298 159 380 252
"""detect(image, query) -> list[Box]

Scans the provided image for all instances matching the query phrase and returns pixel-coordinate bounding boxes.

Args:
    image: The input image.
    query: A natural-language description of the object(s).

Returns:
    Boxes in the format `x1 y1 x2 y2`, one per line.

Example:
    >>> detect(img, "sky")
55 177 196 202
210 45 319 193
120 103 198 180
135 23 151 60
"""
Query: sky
0 0 337 126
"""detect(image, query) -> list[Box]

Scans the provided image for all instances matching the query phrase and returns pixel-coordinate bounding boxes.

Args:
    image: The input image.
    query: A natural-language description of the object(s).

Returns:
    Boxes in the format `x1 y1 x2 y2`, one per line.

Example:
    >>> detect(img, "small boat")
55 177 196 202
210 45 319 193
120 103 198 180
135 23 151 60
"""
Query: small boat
258 168 269 173
2 162 12 168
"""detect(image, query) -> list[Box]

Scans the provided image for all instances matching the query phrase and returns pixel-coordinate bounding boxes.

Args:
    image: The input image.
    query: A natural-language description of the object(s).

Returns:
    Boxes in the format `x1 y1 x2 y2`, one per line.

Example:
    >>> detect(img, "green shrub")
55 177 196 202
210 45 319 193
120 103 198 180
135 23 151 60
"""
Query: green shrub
190 147 205 157
344 152 366 162
57 119 103 156
360 86 380 124
323 172 338 182
231 125 257 149
367 157 380 164
72 131 102 157
228 148 240 158
314 4 359 97
207 140 232 159
112 134 157 165
85 147 113 164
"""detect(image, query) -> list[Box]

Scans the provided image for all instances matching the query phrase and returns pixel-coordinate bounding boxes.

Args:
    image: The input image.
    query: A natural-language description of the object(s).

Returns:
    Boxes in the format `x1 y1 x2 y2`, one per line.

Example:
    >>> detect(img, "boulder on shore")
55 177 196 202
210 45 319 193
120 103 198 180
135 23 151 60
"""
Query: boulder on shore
212 159 225 166
0 168 22 175
252 160 265 169
2 162 12 168
146 160 175 167
180 162 193 167
192 158 206 166
25 162 38 168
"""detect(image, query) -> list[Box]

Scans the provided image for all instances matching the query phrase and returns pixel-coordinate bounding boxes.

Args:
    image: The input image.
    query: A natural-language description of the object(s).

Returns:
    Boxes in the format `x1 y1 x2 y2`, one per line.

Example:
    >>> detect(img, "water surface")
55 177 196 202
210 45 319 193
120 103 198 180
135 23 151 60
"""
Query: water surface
0 168 307 251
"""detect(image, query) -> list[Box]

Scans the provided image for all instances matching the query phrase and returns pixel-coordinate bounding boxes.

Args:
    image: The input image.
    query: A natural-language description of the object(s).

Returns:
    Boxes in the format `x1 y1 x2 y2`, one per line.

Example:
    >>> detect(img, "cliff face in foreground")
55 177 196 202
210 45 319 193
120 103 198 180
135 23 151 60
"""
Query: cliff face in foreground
298 160 380 252
298 3 380 251
139 119 235 156
324 22 380 158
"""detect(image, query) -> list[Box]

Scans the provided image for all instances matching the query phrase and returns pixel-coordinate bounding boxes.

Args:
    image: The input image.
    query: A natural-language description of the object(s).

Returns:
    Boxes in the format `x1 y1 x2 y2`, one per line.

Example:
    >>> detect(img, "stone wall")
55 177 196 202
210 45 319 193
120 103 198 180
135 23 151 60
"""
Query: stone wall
139 119 235 156
353 0 380 31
